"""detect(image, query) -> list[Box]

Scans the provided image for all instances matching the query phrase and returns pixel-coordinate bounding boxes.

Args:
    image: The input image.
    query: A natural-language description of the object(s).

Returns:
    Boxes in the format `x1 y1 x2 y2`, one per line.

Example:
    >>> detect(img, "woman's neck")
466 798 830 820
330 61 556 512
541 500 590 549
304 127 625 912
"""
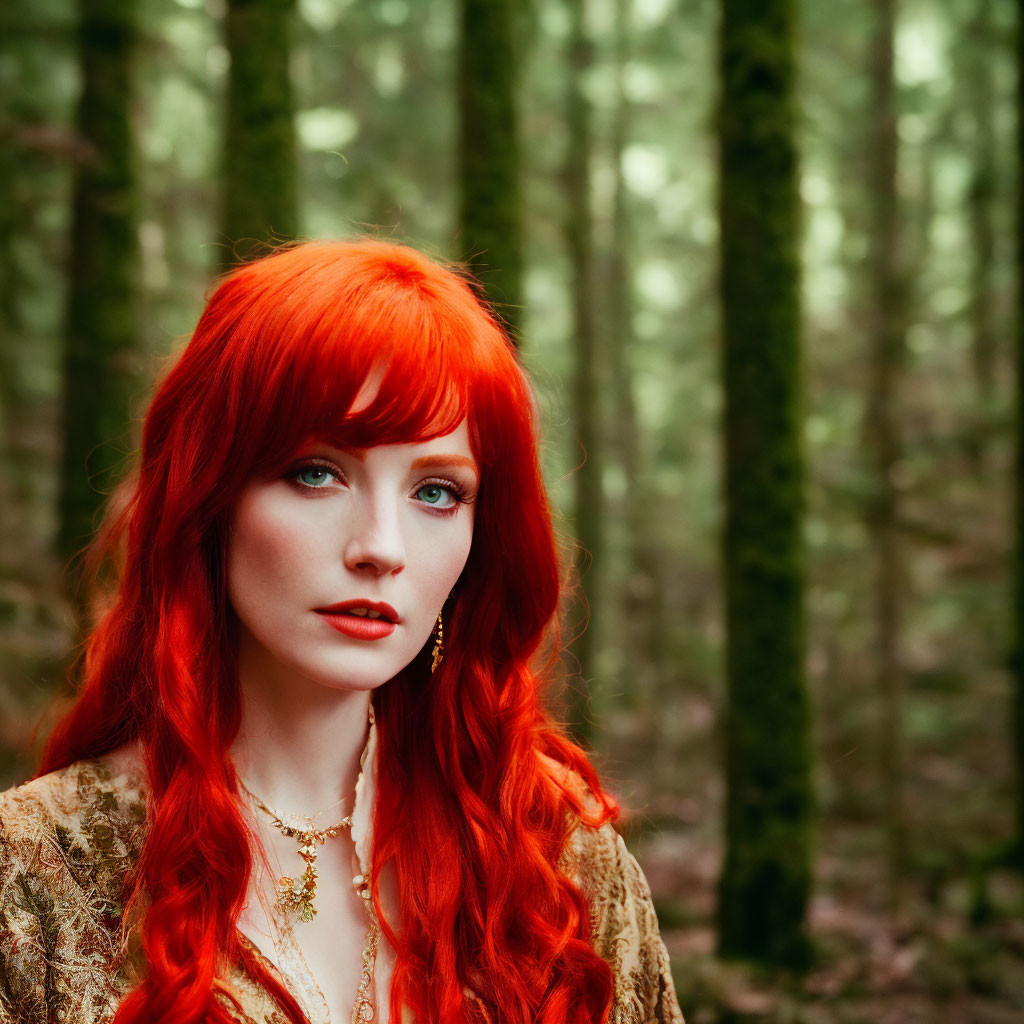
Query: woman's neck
229 639 374 817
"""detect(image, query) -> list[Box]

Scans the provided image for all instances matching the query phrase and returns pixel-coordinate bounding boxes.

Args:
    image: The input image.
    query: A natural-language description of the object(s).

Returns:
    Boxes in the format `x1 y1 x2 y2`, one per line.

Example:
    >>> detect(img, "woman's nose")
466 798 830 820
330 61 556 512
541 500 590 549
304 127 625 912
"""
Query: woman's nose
342 504 406 577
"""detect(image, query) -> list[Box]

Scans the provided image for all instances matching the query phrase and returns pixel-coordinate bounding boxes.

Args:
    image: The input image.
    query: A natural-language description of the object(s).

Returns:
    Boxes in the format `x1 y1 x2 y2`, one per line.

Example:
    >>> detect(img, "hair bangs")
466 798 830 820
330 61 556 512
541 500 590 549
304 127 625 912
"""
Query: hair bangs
309 301 475 454
217 240 502 477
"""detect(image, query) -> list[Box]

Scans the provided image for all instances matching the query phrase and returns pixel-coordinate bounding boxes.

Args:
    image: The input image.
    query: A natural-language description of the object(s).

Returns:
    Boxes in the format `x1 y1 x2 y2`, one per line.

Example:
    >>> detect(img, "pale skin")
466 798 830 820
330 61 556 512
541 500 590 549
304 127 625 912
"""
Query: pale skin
225 406 478 1023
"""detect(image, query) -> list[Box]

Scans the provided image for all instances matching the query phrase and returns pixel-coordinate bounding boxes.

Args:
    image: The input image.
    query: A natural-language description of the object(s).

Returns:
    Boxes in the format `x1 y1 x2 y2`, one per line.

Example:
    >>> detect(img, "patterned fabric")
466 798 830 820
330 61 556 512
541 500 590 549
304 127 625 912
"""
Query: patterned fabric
0 749 684 1024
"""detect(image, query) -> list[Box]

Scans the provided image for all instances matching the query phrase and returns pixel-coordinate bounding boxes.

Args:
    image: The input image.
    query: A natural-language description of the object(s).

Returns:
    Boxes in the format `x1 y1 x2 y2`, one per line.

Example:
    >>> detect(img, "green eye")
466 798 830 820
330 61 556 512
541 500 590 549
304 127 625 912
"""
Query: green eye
296 466 334 488
417 484 446 504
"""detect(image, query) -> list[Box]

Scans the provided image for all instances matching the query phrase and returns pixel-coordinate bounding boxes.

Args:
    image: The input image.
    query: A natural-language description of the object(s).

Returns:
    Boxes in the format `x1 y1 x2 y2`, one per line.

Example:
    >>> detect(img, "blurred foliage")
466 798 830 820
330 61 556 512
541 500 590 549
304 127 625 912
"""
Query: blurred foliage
0 0 1021 1018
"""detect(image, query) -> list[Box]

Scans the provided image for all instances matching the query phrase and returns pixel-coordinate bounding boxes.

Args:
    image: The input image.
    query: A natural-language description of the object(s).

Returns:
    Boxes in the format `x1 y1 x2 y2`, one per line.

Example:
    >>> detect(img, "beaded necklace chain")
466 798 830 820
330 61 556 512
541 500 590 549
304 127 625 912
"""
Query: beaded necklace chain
243 786 354 923
243 786 381 1023
241 705 379 1021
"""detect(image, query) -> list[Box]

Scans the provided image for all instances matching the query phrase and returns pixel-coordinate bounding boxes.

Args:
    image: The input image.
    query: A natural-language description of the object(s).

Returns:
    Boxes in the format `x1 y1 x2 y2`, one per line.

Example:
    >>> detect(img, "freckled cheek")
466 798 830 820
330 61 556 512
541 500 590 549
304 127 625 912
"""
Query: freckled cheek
228 499 326 599
408 519 475 601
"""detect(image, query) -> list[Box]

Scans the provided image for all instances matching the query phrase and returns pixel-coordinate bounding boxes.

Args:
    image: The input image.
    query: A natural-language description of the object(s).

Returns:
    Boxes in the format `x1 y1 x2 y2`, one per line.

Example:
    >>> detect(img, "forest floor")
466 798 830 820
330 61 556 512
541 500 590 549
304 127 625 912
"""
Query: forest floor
609 686 1024 1024
641 825 1024 1024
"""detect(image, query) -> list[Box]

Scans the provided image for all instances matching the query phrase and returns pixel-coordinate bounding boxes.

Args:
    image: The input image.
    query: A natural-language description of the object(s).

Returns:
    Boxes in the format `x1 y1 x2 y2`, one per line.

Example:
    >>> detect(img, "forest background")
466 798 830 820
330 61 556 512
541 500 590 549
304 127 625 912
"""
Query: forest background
2 0 1023 1021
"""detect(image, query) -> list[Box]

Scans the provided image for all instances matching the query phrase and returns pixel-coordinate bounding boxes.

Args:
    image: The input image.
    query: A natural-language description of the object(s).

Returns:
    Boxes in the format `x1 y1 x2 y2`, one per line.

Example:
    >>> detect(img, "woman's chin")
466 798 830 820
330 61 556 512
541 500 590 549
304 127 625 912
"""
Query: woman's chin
292 656 408 695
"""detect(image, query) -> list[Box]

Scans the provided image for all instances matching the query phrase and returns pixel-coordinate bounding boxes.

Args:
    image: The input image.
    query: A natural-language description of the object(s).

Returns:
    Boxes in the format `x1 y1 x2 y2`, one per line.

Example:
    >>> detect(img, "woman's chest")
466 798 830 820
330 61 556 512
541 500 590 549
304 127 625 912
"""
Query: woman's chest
238 840 384 1024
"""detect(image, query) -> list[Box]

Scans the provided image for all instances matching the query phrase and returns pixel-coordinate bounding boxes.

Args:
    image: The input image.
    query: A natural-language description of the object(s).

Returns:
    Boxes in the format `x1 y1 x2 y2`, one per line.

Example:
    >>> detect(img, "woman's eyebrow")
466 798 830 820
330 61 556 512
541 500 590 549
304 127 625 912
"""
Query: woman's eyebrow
312 444 480 481
411 454 479 480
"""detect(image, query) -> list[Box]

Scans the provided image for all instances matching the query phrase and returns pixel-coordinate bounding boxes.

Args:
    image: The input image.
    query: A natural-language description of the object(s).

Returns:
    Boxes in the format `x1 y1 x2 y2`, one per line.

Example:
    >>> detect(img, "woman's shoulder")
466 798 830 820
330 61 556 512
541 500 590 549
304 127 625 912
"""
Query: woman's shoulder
561 810 656 927
538 753 653 928
0 745 149 1022
0 741 147 831
548 764 684 1024
564 821 684 1022
0 742 148 897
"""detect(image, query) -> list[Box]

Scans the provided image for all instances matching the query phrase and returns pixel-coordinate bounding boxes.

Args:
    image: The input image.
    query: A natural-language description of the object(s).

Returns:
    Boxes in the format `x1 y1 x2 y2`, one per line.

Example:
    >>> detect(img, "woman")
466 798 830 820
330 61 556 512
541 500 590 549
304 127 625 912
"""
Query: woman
0 240 683 1024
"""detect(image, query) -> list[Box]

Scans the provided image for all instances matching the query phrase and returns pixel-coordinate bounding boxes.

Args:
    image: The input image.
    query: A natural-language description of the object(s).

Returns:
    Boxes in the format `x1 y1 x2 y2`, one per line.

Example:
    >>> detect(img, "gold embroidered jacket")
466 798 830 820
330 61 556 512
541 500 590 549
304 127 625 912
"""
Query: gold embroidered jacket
0 753 684 1024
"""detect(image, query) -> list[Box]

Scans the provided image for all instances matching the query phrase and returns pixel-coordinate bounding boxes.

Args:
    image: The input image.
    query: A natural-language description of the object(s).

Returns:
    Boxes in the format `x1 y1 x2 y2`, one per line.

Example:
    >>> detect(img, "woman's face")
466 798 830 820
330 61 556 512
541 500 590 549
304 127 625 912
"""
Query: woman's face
226 419 478 695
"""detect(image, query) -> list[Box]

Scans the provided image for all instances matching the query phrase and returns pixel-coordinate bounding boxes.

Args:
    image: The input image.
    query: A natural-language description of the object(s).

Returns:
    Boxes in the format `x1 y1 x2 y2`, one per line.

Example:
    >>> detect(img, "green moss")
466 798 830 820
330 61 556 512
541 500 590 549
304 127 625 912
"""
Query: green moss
563 0 601 743
457 0 522 338
221 0 298 266
59 0 141 585
715 0 814 969
1012 0 1024 869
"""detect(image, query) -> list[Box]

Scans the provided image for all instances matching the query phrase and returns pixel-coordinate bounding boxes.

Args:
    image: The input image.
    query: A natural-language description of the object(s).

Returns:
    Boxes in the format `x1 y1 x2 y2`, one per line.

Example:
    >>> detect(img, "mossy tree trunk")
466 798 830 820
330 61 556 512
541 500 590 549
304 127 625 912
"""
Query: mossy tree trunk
221 0 298 267
609 0 644 646
457 0 523 338
864 0 909 904
59 0 140 610
715 0 814 969
965 0 998 474
1011 0 1024 867
607 0 663 709
0 17 23 546
609 0 638 511
564 0 601 745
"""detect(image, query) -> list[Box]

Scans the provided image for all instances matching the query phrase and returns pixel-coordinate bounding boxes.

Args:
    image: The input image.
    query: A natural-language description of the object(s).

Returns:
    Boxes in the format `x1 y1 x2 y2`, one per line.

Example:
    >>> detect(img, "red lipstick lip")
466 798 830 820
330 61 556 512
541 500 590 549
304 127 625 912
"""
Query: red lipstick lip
314 599 401 624
317 611 396 641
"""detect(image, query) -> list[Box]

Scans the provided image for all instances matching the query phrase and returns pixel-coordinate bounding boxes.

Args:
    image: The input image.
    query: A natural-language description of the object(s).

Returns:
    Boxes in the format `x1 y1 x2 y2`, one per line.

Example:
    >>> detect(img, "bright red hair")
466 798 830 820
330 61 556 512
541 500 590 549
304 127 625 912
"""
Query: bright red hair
38 240 617 1024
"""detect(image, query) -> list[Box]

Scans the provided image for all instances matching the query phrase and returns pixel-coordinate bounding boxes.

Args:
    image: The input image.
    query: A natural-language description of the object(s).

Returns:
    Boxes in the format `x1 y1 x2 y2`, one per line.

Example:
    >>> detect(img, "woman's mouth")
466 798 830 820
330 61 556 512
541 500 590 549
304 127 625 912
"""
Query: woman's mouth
315 610 397 640
314 600 399 640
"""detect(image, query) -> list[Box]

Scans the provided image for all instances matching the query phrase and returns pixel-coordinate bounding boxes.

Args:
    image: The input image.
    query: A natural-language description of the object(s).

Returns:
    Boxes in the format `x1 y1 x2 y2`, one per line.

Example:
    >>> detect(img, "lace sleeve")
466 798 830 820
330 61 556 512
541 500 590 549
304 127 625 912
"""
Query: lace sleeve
572 822 685 1024
0 813 49 1024
0 769 139 1024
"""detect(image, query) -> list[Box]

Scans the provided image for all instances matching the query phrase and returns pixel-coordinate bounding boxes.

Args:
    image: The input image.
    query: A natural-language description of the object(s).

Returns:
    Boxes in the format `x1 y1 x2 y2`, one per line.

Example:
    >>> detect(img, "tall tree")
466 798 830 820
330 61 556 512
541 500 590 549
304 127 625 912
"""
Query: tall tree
0 11 26 547
608 0 644 636
606 0 665 709
457 0 523 337
564 0 601 743
715 0 814 968
221 0 298 266
1012 0 1024 867
59 0 140 606
608 0 638 506
965 0 998 472
863 0 909 902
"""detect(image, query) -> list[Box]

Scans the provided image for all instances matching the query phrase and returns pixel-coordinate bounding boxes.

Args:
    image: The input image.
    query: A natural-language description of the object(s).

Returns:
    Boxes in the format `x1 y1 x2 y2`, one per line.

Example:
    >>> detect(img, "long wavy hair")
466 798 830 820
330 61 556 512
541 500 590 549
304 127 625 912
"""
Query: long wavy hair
38 239 617 1024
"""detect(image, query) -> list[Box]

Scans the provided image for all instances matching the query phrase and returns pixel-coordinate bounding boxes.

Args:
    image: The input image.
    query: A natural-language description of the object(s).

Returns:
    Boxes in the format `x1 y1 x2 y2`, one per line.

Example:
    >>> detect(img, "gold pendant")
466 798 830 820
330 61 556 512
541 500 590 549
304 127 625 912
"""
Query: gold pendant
268 819 350 922
275 870 319 922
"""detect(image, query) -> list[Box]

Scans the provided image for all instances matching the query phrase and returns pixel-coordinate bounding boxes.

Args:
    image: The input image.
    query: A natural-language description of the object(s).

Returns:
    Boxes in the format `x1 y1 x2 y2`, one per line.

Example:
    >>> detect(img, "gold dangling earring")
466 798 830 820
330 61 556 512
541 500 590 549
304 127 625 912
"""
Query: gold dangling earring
430 610 445 673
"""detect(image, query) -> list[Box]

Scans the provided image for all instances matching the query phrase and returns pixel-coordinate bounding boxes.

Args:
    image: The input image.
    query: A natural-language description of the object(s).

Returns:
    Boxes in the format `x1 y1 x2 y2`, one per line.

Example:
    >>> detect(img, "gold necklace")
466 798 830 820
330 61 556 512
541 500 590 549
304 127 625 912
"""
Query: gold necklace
242 704 380 1018
245 786 354 923
351 874 380 1024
